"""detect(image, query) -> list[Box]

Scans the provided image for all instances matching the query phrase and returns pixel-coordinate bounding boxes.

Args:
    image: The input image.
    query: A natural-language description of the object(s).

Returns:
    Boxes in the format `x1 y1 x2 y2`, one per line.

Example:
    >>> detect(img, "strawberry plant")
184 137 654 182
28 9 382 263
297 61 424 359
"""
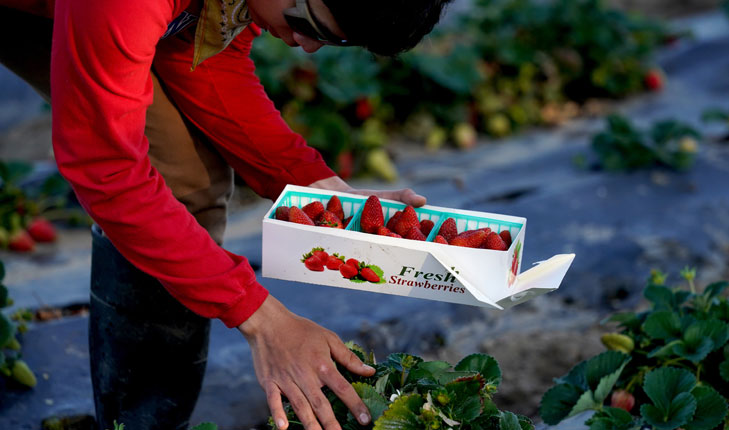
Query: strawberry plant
539 269 729 430
0 160 90 252
269 344 534 430
589 114 701 171
0 260 37 389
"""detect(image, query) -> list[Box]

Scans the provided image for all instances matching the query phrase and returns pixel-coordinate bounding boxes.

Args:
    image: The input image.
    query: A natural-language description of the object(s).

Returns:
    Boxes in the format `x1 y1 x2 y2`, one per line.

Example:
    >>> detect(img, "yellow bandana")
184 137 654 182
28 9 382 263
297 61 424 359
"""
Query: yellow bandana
192 0 252 70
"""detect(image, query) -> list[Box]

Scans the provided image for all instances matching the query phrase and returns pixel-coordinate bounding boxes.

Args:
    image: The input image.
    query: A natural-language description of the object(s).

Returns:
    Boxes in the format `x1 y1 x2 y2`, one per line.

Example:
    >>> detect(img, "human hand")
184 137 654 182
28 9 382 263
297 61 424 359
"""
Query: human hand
309 176 427 208
238 295 375 430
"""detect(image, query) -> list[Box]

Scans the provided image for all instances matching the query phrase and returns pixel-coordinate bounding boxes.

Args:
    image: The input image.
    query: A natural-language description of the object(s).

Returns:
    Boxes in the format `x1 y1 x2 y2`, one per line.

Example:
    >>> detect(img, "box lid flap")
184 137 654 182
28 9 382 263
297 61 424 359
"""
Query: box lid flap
496 254 575 309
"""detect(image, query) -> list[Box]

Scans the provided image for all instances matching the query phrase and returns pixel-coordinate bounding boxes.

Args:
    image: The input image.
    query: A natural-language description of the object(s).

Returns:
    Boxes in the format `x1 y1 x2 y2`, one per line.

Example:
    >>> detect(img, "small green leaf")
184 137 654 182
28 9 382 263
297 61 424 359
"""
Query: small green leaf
0 284 8 309
539 383 584 425
673 324 716 363
720 358 729 382
602 312 641 330
445 377 483 421
499 411 522 430
436 371 478 385
585 351 630 391
644 285 675 310
374 374 389 395
407 360 451 385
555 361 588 391
0 314 15 348
702 281 729 300
593 357 630 404
454 353 501 386
643 310 682 340
190 423 218 430
568 390 601 417
648 339 683 359
353 382 389 422
373 394 424 430
641 392 696 430
586 407 637 430
684 385 728 430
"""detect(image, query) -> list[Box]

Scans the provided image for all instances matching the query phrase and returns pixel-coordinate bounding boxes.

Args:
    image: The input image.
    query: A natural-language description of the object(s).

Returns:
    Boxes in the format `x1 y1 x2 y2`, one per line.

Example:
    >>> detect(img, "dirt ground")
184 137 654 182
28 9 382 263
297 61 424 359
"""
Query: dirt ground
609 0 721 17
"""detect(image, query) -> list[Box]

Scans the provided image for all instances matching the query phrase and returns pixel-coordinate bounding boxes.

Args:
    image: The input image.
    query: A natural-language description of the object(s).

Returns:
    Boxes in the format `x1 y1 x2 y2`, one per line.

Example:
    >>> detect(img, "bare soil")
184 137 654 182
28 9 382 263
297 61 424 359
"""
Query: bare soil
608 0 721 18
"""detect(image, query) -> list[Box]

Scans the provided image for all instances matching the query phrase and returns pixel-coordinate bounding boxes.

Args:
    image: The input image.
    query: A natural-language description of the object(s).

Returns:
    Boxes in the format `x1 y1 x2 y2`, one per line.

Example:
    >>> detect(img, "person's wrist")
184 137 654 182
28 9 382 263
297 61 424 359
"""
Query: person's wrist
308 176 352 193
237 295 278 340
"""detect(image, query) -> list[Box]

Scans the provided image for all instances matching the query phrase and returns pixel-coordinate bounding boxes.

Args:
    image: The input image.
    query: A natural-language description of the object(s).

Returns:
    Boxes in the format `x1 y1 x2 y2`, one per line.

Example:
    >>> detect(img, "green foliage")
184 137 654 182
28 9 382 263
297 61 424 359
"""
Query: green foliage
590 115 701 171
270 347 532 430
250 0 671 179
540 270 729 430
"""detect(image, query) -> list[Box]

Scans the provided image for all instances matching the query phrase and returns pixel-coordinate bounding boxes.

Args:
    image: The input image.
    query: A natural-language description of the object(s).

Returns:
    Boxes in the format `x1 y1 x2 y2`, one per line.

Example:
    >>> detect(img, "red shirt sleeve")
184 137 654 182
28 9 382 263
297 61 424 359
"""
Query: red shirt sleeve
152 24 336 200
50 0 268 328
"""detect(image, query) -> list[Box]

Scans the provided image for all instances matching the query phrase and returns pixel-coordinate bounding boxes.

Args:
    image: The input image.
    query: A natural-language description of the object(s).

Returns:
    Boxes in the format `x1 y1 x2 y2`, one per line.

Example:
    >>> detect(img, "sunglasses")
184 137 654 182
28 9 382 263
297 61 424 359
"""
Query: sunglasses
282 0 353 46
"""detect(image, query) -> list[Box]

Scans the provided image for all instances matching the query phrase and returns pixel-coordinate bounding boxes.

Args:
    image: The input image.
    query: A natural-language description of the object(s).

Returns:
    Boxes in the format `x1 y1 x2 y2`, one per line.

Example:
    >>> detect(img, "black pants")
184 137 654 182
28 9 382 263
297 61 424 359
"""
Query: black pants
90 225 211 430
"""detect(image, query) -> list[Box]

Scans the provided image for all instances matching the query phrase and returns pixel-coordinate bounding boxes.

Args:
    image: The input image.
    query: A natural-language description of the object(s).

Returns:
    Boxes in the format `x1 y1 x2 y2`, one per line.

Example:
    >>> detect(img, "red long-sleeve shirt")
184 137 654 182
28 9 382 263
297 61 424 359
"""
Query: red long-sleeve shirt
49 0 336 327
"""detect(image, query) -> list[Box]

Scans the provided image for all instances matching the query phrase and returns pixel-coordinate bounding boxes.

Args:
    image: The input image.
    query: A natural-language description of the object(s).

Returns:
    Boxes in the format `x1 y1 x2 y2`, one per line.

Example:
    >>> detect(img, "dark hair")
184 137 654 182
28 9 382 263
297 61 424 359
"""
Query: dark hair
322 0 454 57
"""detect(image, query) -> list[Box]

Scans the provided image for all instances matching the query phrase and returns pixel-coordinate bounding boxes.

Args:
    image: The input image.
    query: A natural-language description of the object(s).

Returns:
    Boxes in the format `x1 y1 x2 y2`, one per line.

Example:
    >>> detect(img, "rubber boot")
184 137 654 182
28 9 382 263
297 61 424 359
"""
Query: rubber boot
89 225 211 430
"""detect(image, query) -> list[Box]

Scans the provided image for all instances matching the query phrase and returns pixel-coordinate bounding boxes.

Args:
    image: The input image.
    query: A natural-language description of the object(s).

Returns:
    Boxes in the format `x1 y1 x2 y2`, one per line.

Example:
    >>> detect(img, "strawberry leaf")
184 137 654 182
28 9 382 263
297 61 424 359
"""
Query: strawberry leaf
684 385 728 430
720 358 729 382
373 394 424 430
643 310 682 340
190 423 218 430
0 284 8 309
539 383 584 425
499 411 523 430
644 285 678 311
640 367 697 430
445 377 484 421
454 353 502 387
585 407 639 430
0 314 15 349
353 382 389 422
702 281 729 301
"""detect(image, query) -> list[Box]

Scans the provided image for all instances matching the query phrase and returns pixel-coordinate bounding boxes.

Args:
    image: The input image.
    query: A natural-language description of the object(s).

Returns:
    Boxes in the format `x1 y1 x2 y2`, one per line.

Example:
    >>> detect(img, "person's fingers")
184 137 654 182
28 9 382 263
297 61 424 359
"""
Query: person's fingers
318 362 372 426
298 371 343 430
282 382 323 430
329 336 376 377
293 32 324 53
348 188 427 207
264 382 290 430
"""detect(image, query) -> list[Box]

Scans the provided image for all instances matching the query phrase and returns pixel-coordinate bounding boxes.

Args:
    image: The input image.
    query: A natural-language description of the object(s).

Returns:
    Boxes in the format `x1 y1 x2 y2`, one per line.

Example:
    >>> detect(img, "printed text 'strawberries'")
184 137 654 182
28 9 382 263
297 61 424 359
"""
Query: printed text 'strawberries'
288 206 315 225
302 201 325 220
275 206 290 221
326 195 345 222
361 196 384 234
339 263 358 279
438 218 458 242
360 267 380 283
610 390 635 412
483 232 508 250
27 218 57 243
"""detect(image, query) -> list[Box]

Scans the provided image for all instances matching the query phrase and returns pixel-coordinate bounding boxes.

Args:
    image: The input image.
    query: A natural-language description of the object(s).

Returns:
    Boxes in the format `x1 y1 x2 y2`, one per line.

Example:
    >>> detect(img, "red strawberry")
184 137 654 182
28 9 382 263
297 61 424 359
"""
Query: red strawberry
438 218 458 242
355 98 373 120
288 206 314 225
644 69 664 91
450 230 487 248
387 232 402 238
610 390 635 412
326 196 345 222
478 227 492 235
434 235 448 244
404 226 426 241
339 263 359 279
275 206 290 221
499 230 512 248
360 267 380 283
302 201 325 220
312 250 329 264
326 255 345 270
8 230 35 252
482 232 508 250
343 216 353 228
345 258 360 268
27 218 56 243
315 211 343 229
386 211 402 231
304 255 324 271
376 226 392 236
420 219 435 237
360 196 384 234
393 206 420 236
337 151 354 180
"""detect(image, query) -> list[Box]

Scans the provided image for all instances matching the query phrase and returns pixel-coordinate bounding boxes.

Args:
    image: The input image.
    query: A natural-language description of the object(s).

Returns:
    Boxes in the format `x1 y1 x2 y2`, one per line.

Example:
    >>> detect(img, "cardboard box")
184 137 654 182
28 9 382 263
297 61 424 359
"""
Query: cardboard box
262 185 574 310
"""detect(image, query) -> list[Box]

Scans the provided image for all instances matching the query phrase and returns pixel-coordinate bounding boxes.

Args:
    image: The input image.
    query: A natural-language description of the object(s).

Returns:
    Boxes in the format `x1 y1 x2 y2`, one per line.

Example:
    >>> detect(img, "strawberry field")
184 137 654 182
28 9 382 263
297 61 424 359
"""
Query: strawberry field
1 0 729 429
